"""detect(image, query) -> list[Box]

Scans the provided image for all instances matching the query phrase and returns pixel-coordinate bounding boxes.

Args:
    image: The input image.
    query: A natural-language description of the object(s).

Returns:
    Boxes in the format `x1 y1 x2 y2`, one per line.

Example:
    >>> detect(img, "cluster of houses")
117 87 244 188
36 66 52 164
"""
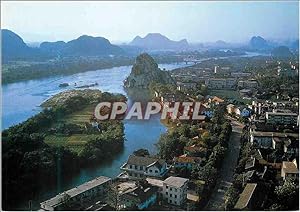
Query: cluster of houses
277 62 299 77
233 99 299 210
40 153 197 211
173 67 259 99
40 176 112 211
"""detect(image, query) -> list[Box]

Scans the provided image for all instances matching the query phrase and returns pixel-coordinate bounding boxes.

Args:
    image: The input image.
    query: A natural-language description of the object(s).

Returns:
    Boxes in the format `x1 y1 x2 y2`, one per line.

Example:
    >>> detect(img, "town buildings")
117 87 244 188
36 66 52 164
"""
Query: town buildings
116 181 158 210
162 177 189 206
205 78 237 90
173 155 202 170
265 111 298 126
281 159 299 181
231 72 252 78
120 155 168 179
237 80 258 89
40 176 112 211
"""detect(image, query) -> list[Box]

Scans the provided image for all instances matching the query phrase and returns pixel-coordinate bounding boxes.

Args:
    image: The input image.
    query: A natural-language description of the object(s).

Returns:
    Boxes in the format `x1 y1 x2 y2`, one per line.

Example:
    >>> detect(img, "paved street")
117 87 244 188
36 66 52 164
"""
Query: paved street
205 117 244 210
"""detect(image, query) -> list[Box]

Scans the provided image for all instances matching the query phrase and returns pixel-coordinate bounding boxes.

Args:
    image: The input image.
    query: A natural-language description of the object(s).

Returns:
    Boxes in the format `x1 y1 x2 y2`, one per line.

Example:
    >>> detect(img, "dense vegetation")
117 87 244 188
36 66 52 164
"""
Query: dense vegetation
2 89 126 210
2 56 134 84
156 104 232 209
3 53 186 84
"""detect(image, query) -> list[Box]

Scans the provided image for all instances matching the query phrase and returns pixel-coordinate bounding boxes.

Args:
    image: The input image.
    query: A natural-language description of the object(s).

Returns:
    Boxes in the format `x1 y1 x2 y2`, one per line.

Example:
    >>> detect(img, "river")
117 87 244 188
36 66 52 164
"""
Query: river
2 62 189 210
2 51 267 209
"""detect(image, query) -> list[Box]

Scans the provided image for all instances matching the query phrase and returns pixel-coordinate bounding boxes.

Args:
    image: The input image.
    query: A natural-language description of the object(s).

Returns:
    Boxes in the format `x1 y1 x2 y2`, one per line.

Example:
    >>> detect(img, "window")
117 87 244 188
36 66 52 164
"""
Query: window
174 201 177 205
175 195 177 198
155 170 158 173
129 165 132 169
140 166 143 170
170 188 172 191
170 200 172 204
166 192 168 195
150 170 152 173
175 188 177 192
166 186 168 189
170 194 172 197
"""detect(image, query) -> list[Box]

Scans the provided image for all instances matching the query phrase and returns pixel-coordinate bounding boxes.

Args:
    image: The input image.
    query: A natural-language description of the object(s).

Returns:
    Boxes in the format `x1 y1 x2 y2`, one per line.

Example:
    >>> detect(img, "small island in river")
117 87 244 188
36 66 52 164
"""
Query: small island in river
2 89 126 210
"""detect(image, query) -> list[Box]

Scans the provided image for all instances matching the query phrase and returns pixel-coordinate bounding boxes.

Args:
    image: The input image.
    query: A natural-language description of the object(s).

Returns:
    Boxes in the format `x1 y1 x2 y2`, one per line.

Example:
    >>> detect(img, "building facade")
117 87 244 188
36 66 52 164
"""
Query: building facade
266 112 299 126
40 176 112 211
205 78 237 90
121 155 168 179
162 176 189 206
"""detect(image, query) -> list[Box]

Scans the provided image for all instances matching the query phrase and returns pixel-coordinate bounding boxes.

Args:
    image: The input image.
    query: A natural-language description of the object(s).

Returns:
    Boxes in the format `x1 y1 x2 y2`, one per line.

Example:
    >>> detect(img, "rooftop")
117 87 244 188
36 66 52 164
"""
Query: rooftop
163 176 189 188
125 155 166 168
41 176 111 208
184 145 207 153
251 131 298 138
234 183 257 210
146 178 164 188
266 112 298 116
211 96 224 103
282 161 298 174
174 155 202 164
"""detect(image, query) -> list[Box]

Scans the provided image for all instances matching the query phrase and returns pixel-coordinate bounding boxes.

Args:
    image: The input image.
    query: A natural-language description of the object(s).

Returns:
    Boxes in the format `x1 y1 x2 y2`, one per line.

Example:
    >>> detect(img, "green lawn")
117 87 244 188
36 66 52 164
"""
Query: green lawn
44 134 93 154
45 105 98 154
63 105 95 126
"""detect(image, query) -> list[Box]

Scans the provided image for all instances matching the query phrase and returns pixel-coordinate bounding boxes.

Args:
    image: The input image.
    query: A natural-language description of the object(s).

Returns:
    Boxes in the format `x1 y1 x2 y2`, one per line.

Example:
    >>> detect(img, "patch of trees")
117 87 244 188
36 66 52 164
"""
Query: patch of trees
2 91 125 210
191 106 232 208
156 123 199 161
79 121 124 165
156 104 232 209
258 75 299 92
224 127 251 209
2 56 134 84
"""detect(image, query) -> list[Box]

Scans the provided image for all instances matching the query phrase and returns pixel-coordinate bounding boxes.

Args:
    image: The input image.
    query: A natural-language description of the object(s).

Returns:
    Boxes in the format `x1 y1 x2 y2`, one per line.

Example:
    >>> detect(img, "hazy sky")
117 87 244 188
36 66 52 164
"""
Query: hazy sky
1 1 299 44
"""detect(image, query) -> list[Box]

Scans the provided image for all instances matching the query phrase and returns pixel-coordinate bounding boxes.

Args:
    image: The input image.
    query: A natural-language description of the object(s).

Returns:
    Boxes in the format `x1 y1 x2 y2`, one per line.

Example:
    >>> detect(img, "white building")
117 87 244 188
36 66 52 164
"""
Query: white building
281 159 299 181
162 176 188 206
121 155 168 179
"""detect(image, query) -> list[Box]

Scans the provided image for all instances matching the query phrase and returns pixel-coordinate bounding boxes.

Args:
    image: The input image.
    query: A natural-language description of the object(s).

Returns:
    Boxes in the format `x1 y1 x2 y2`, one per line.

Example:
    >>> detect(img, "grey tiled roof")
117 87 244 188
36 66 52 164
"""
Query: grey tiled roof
163 176 188 188
126 155 166 168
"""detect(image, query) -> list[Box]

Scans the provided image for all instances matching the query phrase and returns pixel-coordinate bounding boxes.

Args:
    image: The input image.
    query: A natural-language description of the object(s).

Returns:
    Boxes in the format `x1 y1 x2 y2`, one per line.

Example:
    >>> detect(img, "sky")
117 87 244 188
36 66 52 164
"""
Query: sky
1 1 299 44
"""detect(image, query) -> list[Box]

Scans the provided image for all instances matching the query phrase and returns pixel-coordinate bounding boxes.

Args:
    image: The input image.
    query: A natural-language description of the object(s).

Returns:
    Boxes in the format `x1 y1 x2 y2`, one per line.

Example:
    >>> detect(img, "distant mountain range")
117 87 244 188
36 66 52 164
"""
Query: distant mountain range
271 46 294 58
129 33 189 51
2 29 124 61
2 29 41 61
249 36 270 50
2 29 298 62
40 35 124 56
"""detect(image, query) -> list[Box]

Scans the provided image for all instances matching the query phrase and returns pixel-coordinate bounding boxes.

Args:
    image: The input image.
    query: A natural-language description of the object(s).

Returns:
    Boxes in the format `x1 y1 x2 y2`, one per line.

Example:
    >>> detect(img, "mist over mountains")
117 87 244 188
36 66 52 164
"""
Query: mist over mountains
2 29 298 62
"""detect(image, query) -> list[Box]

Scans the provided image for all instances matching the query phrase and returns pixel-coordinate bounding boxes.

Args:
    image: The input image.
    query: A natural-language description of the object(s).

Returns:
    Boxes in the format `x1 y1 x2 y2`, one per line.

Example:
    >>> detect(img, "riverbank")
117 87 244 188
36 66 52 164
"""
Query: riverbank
3 63 186 210
2 89 126 210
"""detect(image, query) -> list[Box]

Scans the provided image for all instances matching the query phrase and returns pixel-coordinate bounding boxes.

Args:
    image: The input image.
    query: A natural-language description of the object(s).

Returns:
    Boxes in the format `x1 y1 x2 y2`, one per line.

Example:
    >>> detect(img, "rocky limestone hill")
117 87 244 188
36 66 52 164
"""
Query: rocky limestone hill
124 53 175 89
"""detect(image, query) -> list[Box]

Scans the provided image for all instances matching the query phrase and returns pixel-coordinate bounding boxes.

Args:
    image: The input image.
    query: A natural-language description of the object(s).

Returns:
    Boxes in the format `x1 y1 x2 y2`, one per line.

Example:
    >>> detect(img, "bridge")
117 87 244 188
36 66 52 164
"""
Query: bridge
183 58 203 64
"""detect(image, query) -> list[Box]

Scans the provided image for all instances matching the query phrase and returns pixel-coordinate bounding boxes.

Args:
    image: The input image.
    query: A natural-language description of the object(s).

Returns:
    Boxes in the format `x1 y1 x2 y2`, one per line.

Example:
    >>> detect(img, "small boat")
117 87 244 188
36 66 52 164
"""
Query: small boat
59 83 69 88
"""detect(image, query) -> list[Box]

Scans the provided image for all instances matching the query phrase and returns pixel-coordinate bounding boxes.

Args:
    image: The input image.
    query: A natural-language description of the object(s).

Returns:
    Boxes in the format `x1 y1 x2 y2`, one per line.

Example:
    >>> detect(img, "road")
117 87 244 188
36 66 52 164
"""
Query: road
205 117 244 210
